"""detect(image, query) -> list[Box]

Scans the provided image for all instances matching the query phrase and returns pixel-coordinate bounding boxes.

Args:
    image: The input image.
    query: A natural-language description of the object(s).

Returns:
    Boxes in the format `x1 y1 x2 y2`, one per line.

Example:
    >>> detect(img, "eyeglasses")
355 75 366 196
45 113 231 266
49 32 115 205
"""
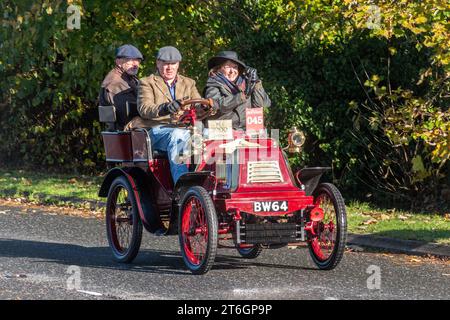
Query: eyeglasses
222 65 238 71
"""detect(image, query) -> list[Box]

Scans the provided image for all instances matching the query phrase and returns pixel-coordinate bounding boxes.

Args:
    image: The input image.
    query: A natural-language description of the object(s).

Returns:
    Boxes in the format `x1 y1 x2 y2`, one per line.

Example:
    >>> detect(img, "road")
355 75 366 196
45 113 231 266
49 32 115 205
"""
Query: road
0 203 449 300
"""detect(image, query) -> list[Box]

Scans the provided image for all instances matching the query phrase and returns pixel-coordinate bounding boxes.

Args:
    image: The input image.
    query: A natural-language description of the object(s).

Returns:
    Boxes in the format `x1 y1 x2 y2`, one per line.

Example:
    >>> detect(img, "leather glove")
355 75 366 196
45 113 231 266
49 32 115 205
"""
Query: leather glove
210 99 219 115
244 78 257 97
159 99 182 116
245 66 259 83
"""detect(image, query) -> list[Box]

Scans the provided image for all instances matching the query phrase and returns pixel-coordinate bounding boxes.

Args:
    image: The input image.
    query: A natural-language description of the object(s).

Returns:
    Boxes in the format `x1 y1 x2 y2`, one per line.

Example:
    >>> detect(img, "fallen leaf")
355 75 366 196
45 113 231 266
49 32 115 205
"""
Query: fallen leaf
410 258 422 263
380 214 391 220
362 218 378 225
347 245 364 252
398 215 409 221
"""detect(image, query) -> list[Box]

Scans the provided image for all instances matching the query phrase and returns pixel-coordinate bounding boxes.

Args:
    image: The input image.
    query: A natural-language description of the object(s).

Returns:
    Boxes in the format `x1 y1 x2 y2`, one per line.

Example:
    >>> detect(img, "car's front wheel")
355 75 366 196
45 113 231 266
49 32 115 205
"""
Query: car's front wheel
307 183 347 270
178 186 218 274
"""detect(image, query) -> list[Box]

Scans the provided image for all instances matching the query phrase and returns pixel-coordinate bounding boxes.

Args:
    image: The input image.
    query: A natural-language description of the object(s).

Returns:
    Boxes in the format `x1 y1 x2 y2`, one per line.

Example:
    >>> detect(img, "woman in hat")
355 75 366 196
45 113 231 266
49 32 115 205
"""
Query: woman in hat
203 51 271 130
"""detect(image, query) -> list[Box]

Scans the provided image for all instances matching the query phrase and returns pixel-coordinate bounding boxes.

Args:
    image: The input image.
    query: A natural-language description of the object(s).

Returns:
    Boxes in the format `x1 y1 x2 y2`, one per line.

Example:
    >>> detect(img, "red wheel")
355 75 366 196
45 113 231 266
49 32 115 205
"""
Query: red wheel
178 186 218 274
106 176 142 263
308 183 347 270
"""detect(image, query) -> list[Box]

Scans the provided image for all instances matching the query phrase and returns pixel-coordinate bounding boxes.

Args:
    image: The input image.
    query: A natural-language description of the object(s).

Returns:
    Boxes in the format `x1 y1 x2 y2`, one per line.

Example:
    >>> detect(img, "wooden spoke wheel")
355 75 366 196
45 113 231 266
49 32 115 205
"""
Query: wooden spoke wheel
308 183 347 270
106 176 142 263
178 186 218 274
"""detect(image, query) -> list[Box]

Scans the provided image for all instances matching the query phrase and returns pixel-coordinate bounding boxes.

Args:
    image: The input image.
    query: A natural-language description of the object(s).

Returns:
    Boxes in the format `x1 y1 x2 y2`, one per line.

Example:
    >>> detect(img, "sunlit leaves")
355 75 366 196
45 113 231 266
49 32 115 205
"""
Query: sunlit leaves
0 0 447 208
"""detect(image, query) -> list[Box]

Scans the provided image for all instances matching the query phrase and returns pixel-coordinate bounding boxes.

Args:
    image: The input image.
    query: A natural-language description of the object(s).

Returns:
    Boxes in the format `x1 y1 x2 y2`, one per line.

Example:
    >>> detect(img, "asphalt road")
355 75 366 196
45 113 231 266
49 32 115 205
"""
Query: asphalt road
0 204 449 300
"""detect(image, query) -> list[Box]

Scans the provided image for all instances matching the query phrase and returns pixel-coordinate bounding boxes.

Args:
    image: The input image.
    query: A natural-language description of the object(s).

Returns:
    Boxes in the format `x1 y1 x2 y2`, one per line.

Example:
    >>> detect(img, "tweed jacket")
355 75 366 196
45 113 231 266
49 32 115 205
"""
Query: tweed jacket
126 73 201 129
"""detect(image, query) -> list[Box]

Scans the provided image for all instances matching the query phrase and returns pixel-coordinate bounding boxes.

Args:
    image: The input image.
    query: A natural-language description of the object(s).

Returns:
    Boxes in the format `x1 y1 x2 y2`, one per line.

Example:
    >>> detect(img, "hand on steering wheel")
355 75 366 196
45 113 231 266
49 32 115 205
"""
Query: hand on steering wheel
171 98 215 126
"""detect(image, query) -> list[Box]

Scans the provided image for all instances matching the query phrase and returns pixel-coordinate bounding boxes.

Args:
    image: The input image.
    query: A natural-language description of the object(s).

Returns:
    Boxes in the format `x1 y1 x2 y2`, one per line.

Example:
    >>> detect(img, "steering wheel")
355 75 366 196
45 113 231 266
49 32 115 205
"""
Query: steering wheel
173 98 215 126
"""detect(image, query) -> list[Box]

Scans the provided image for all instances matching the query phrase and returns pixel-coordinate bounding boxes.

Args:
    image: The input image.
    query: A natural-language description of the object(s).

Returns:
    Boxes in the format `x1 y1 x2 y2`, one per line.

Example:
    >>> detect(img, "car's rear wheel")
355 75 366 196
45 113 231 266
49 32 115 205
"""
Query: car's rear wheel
307 183 347 270
179 186 218 275
106 176 142 263
237 245 263 259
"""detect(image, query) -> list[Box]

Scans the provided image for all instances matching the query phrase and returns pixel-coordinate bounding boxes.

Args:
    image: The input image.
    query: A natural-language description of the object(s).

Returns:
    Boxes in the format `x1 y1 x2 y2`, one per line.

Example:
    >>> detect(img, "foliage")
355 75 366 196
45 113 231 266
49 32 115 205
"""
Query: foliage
343 0 450 208
0 0 219 173
0 0 448 209
210 0 449 208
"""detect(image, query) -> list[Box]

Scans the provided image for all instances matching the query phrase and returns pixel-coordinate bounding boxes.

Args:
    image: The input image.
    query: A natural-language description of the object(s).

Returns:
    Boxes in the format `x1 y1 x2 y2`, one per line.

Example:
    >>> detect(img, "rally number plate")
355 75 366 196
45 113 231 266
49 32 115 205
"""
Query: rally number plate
254 201 288 212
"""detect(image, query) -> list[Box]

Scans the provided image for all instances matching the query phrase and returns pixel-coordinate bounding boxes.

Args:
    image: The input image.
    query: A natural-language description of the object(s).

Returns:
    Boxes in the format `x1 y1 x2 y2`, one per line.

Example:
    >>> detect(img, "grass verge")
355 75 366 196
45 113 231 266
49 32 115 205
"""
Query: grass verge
0 169 449 244
347 201 450 245
0 169 103 209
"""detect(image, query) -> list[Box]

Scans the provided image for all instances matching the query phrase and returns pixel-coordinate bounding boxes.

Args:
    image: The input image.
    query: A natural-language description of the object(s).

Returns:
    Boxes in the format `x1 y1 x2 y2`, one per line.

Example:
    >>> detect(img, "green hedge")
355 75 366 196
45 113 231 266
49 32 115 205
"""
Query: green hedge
0 0 448 209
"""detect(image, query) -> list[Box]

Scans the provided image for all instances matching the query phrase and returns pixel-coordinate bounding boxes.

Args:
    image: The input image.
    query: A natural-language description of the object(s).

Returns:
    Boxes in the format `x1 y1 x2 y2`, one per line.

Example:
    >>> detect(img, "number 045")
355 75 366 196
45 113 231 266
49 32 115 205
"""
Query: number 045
247 116 263 125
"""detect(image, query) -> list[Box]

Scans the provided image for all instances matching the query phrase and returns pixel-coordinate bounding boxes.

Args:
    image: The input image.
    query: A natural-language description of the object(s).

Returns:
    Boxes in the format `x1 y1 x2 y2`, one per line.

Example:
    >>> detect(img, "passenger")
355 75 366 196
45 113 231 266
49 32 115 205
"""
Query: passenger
204 51 271 131
126 46 201 184
99 44 143 130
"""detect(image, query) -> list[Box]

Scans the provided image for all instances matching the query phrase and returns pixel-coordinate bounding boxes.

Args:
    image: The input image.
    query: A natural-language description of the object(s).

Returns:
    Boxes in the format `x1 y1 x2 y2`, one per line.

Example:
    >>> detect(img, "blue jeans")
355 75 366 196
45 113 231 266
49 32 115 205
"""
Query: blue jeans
148 125 190 184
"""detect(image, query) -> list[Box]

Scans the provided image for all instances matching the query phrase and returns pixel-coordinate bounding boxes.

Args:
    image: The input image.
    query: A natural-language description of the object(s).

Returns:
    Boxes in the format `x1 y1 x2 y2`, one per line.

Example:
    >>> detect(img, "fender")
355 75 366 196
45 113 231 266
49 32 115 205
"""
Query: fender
173 171 216 200
99 167 164 234
166 171 216 235
295 167 331 196
99 167 130 198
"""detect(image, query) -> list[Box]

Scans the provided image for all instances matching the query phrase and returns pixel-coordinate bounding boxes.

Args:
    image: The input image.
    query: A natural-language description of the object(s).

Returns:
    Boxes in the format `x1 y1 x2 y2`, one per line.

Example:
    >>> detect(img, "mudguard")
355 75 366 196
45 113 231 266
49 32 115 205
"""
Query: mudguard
165 171 216 235
296 167 331 196
99 167 165 234
173 171 216 201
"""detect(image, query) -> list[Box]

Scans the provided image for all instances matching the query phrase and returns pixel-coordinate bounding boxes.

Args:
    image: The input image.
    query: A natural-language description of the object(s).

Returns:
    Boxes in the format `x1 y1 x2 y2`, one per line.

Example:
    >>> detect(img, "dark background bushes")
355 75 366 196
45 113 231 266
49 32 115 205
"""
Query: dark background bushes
0 0 448 210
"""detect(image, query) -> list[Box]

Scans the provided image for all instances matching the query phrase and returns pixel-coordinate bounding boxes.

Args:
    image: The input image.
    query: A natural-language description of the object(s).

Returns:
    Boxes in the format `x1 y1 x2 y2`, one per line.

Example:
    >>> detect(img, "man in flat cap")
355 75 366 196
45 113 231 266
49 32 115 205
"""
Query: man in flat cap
99 44 143 129
126 46 201 184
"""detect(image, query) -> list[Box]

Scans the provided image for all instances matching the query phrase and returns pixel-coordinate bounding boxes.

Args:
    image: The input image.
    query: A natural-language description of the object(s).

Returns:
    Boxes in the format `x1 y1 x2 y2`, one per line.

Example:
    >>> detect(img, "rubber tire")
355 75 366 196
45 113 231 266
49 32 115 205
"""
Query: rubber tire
178 186 218 275
106 175 143 263
308 183 347 270
237 245 263 259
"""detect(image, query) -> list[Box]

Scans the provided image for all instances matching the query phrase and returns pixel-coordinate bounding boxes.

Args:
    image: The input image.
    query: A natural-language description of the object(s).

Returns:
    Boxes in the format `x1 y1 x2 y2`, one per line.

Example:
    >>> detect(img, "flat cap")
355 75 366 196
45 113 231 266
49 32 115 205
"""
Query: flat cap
156 46 182 63
115 44 143 60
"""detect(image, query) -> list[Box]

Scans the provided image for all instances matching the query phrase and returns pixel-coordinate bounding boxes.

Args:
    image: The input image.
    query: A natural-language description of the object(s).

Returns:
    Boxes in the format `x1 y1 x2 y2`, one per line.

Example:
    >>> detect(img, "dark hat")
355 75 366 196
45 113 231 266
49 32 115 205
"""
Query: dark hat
115 44 143 60
156 46 182 63
207 51 246 70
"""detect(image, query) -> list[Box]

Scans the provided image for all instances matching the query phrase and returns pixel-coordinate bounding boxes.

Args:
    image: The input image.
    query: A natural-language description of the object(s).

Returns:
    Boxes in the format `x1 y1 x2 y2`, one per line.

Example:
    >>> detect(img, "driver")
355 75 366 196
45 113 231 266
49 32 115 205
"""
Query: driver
126 46 201 184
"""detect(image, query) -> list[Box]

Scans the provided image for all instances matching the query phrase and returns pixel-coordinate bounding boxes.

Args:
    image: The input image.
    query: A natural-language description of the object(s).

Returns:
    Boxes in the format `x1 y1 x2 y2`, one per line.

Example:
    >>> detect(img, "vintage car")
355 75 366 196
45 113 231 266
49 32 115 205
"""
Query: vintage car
97 99 347 274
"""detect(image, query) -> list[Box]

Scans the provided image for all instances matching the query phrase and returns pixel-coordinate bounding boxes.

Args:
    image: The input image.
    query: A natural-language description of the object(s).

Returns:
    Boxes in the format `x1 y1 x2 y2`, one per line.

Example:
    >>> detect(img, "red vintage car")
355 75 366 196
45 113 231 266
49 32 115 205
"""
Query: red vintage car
98 99 347 274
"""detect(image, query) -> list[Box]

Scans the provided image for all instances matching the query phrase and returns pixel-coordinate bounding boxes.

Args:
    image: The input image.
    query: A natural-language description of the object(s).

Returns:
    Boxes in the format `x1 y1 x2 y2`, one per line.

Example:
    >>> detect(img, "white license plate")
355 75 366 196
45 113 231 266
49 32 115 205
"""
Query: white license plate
254 201 288 212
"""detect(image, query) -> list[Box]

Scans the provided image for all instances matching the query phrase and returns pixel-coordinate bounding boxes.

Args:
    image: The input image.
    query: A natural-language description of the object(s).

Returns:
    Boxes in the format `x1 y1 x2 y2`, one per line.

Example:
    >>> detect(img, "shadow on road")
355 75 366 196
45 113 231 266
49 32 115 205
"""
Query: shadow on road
0 238 317 274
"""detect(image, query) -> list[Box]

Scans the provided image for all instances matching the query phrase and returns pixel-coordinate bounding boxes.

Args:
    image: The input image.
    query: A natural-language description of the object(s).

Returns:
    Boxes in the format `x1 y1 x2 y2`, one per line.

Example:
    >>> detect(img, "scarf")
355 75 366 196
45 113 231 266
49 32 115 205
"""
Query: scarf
212 72 246 94
116 66 139 89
